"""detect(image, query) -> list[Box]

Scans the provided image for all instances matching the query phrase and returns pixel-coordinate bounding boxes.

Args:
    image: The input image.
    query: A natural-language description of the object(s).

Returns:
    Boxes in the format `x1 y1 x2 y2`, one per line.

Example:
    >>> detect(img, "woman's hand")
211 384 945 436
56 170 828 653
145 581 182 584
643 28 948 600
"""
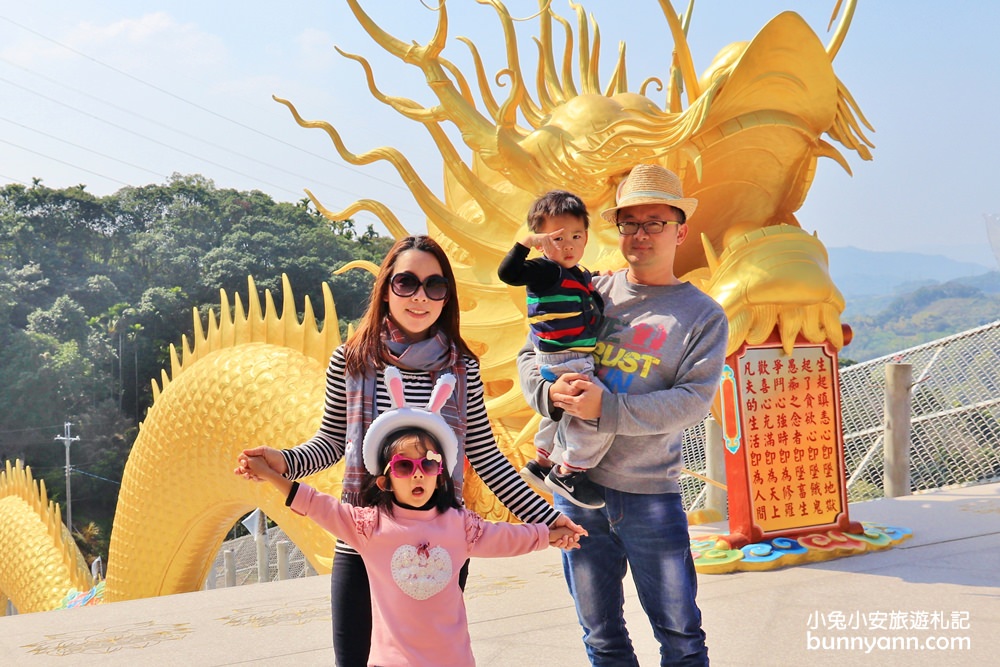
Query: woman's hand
548 525 583 548
234 446 288 480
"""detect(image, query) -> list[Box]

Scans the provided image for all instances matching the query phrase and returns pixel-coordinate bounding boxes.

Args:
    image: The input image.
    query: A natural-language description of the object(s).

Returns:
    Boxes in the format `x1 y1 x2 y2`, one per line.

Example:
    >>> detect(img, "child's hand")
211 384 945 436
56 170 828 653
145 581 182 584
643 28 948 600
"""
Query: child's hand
244 455 277 481
521 230 563 258
239 454 295 496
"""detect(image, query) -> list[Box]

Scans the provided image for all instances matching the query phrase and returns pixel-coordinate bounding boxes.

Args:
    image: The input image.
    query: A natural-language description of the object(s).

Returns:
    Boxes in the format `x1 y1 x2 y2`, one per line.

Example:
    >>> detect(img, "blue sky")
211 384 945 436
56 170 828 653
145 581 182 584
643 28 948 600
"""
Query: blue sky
2 1 998 267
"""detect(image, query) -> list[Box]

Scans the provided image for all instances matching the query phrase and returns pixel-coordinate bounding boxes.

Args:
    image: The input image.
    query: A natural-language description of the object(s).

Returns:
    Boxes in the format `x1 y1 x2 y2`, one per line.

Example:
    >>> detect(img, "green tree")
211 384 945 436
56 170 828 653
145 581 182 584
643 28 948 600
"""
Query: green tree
0 174 395 562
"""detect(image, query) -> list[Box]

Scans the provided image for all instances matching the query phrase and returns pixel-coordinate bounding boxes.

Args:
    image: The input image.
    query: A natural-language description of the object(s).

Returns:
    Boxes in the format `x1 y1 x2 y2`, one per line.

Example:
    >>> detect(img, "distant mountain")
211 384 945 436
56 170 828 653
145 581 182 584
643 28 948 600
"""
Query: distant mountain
952 271 1000 294
839 274 1000 363
827 247 994 299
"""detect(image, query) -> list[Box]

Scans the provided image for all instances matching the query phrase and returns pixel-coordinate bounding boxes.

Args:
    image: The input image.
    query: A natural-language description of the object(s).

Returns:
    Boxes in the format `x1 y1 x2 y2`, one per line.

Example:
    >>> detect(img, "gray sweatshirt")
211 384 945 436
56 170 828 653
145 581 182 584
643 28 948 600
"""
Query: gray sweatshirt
518 270 728 494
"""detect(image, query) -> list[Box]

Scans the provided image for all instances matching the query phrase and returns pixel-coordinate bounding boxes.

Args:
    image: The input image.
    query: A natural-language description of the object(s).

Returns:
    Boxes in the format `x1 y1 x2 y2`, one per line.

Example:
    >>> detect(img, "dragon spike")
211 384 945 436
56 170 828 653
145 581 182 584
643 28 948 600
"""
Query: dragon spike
301 295 324 363
321 281 343 350
169 343 182 381
657 0 701 104
264 288 283 345
568 2 592 93
280 273 296 315
180 333 193 368
779 307 805 355
826 0 857 60
191 308 206 353
602 41 628 95
247 275 263 327
553 12 578 98
219 290 234 347
701 233 720 274
335 259 380 276
233 292 251 345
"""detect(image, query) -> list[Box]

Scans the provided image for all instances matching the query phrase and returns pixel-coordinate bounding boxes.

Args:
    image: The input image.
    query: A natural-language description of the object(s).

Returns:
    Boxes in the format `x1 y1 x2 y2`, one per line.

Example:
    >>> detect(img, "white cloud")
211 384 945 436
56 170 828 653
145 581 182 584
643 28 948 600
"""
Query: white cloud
71 12 228 71
2 12 229 75
293 28 337 71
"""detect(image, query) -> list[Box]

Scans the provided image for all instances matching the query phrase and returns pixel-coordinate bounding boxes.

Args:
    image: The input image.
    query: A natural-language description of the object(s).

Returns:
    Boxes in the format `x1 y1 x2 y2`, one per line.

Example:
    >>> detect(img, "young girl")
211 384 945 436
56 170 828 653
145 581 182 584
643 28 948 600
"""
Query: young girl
235 235 583 665
241 369 576 667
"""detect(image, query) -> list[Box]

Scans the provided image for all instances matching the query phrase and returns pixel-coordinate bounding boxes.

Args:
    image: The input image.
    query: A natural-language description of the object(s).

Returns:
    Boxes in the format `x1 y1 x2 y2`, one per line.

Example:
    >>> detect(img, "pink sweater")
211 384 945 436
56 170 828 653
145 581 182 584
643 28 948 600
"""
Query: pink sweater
290 484 549 667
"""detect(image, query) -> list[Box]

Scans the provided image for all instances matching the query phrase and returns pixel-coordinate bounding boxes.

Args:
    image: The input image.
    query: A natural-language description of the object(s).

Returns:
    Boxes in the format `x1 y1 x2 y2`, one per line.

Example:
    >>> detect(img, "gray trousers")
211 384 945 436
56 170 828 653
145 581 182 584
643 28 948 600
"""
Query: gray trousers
534 350 615 470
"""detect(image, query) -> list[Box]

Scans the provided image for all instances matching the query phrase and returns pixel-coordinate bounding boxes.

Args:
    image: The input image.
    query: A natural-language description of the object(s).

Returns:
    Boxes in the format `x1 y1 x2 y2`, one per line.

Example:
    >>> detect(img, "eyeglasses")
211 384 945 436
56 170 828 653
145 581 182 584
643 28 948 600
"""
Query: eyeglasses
615 220 681 236
383 453 443 479
389 272 450 301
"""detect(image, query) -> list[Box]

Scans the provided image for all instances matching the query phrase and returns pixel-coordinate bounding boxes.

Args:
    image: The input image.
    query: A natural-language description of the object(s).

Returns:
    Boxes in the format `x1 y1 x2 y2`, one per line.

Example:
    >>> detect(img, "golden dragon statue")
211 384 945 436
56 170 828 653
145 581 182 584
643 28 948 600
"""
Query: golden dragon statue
1 0 872 612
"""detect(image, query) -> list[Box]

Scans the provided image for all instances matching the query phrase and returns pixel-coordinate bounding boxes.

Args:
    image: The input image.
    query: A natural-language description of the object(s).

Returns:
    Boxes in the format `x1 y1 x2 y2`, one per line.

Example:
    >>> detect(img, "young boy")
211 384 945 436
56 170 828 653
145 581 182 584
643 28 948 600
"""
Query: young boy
498 190 611 510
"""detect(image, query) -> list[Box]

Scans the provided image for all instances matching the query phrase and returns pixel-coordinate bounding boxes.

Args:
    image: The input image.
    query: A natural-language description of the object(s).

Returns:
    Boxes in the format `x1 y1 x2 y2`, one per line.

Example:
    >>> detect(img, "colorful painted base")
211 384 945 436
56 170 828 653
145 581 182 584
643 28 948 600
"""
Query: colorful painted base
58 581 105 609
691 522 912 574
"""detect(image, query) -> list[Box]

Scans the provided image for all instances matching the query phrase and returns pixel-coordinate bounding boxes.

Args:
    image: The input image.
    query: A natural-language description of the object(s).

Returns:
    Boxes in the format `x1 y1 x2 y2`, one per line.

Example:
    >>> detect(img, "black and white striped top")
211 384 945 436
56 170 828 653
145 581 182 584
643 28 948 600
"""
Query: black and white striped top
282 346 559 554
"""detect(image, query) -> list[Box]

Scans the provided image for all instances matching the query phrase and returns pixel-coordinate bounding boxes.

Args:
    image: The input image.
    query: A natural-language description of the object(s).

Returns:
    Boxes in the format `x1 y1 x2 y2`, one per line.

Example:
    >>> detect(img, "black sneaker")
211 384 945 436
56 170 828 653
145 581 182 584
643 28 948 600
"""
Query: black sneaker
546 468 605 509
519 460 551 495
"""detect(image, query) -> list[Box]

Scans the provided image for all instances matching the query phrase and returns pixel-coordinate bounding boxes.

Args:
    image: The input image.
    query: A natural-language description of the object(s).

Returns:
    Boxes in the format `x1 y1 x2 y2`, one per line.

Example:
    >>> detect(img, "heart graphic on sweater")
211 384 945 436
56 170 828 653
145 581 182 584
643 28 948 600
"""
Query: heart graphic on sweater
390 541 452 600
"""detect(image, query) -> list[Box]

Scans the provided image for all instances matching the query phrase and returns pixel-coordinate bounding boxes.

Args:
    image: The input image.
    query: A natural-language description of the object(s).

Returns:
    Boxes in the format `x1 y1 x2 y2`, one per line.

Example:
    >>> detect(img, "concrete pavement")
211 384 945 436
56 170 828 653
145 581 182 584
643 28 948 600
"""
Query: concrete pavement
2 482 998 666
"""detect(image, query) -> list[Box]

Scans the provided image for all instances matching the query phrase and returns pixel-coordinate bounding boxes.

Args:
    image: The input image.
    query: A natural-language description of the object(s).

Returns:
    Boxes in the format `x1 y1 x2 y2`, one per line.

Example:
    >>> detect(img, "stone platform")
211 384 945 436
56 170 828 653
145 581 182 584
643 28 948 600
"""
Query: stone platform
2 482 997 666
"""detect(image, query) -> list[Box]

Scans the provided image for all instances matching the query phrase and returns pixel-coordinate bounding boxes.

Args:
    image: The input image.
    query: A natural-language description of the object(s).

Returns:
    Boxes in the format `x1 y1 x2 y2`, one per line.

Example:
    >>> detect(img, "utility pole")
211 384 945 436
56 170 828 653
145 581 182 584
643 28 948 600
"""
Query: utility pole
54 422 80 531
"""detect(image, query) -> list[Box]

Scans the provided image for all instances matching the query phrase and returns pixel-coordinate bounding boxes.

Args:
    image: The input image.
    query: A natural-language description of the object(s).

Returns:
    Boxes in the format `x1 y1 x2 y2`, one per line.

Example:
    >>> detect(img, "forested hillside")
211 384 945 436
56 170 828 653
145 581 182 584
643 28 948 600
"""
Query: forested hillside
0 175 393 560
842 275 1000 363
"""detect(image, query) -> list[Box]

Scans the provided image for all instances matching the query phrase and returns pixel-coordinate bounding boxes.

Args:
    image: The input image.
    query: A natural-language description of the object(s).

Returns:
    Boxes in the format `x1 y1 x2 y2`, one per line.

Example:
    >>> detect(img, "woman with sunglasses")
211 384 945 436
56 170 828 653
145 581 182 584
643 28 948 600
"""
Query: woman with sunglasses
236 235 584 666
240 373 577 667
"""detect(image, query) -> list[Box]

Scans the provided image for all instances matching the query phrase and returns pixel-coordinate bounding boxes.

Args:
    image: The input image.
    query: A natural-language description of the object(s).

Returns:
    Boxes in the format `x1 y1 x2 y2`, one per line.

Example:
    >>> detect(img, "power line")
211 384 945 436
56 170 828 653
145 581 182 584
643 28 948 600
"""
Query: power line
73 468 121 486
0 138 132 187
0 423 68 435
0 76 304 198
0 115 166 179
0 172 30 186
0 15 408 192
0 55 408 204
0 74 420 223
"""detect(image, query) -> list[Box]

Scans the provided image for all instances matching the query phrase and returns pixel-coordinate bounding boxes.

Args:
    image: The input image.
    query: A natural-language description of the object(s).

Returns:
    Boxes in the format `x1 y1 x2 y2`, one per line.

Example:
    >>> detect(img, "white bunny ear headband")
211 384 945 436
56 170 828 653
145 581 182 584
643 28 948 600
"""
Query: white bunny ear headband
362 366 460 477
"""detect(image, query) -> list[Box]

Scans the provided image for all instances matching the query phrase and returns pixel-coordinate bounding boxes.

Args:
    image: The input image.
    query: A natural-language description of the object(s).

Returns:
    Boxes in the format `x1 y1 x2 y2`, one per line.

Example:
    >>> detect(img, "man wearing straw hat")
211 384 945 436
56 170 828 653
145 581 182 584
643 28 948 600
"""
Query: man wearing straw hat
518 164 727 666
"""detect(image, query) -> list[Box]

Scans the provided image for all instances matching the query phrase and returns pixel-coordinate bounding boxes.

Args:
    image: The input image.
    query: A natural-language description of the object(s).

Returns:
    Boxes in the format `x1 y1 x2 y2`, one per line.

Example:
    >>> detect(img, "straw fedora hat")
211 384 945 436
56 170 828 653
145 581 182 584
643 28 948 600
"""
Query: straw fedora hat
600 164 698 224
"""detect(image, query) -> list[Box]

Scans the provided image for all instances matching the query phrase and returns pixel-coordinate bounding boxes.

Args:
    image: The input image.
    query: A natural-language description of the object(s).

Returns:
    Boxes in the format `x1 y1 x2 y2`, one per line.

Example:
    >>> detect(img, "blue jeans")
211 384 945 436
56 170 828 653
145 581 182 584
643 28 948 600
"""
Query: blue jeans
556 488 708 666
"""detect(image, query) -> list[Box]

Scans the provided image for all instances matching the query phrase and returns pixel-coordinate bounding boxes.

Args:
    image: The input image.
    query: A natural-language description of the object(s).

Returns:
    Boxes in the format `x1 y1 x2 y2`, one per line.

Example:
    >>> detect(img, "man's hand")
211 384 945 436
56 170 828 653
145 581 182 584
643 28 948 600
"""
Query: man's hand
549 373 603 420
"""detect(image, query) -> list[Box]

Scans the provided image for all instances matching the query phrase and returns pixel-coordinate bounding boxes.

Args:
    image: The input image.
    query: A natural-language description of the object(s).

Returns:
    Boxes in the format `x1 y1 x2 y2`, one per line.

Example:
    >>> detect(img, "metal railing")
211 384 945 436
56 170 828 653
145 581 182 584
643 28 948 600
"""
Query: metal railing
206 526 315 588
838 320 1000 500
681 320 1000 509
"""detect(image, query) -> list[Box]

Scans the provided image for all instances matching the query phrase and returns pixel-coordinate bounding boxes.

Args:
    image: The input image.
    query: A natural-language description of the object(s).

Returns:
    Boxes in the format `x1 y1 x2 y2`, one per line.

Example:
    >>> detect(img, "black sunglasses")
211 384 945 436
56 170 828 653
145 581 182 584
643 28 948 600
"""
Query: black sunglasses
389 272 450 301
